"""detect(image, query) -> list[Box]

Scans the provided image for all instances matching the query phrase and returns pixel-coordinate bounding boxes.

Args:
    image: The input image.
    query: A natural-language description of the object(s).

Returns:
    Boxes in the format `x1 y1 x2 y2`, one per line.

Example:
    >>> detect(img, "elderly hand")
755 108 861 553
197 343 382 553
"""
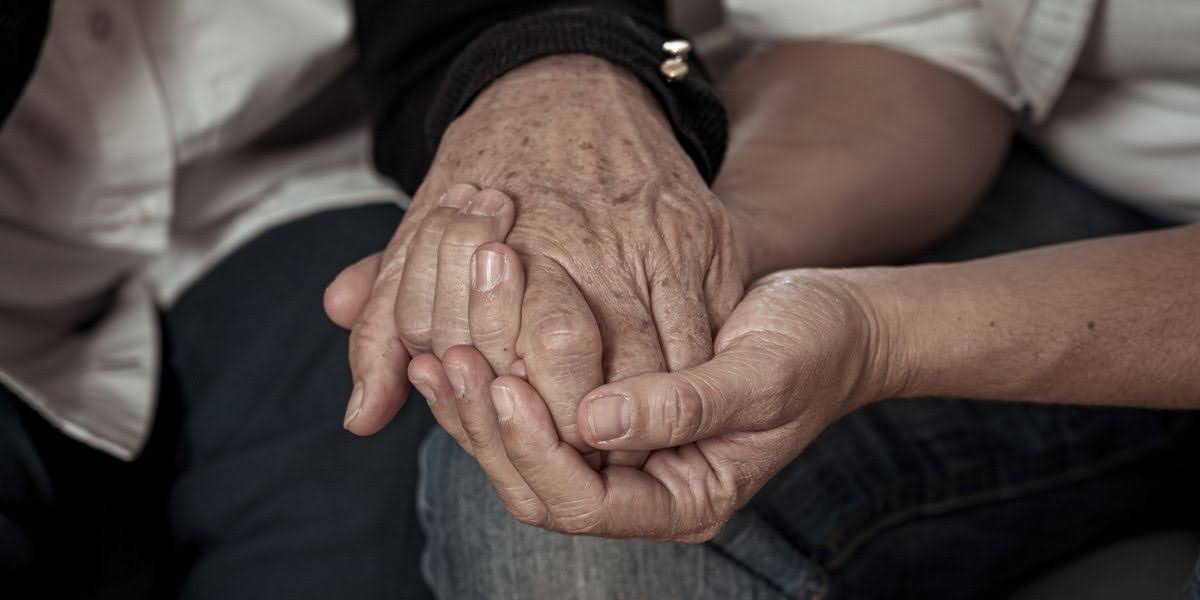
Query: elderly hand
325 55 746 449
415 244 899 542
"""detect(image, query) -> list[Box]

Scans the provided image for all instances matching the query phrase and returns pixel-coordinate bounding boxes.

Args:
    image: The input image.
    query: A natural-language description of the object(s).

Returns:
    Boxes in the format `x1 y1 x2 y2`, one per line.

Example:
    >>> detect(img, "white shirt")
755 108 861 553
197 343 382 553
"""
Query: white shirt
0 0 400 459
725 0 1200 222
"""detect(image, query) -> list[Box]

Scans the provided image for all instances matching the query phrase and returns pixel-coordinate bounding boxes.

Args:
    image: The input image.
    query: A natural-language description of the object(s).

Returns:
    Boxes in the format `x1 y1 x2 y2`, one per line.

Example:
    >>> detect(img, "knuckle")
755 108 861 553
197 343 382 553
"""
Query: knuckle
553 510 603 536
530 313 598 359
395 320 432 349
349 321 402 364
471 321 515 348
543 490 605 535
462 420 492 449
505 500 548 528
660 383 705 446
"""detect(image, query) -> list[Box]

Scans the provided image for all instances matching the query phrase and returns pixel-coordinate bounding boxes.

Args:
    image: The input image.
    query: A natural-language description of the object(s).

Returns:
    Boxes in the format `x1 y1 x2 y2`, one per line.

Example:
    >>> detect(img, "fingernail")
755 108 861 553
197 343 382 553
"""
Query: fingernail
446 365 467 402
468 192 506 216
438 190 470 209
510 360 528 380
472 249 504 292
587 395 631 442
492 385 514 422
343 381 365 429
413 378 437 406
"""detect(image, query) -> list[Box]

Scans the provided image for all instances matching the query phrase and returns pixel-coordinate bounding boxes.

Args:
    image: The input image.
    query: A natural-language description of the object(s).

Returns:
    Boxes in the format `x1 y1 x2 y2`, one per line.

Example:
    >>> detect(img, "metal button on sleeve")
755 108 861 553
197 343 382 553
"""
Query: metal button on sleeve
660 39 693 82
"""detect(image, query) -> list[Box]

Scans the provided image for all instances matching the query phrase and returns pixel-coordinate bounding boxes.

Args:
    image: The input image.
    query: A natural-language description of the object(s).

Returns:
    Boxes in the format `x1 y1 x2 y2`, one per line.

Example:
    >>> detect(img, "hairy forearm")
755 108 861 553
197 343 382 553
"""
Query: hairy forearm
716 41 1014 277
865 225 1200 409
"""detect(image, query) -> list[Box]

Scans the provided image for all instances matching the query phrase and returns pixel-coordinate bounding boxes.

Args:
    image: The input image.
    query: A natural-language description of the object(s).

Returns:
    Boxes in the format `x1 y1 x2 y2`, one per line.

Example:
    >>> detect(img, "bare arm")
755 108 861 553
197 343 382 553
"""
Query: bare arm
718 41 1014 277
395 39 1198 544
869 224 1200 409
714 40 1200 408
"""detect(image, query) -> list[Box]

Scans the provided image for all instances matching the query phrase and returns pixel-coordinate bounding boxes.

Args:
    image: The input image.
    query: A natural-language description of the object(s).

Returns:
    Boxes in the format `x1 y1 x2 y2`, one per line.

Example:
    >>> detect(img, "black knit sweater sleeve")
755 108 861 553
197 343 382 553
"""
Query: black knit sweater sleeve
0 1 51 129
352 1 728 195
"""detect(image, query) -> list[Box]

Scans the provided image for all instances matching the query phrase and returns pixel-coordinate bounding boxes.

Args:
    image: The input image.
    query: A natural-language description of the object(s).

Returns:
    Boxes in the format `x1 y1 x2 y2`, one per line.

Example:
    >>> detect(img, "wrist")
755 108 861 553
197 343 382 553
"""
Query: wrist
469 55 666 126
827 267 919 408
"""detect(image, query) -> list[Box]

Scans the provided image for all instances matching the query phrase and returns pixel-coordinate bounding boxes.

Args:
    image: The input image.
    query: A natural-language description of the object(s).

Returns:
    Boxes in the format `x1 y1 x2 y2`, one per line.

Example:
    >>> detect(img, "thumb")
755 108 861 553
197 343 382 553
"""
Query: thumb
577 332 793 451
324 253 382 329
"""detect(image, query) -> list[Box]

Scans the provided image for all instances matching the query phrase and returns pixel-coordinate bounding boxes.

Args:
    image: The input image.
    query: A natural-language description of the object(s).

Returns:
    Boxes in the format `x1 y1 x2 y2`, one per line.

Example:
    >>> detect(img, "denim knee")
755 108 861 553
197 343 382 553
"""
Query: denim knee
416 428 787 599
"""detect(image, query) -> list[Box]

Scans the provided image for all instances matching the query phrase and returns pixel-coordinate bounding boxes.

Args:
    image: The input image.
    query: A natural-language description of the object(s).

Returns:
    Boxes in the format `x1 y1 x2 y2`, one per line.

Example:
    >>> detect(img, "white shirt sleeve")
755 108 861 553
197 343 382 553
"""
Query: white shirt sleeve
724 0 1024 112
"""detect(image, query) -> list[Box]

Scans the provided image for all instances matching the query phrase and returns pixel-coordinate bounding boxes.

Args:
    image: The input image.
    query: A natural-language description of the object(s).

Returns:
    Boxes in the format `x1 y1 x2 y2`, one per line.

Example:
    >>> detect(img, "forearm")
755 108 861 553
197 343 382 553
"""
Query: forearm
865 225 1200 409
716 41 1014 277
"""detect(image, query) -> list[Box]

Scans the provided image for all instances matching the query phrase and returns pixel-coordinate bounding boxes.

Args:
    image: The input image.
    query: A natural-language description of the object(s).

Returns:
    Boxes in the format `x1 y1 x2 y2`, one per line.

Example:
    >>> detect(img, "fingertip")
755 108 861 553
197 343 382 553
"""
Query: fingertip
473 243 520 287
441 345 491 400
578 373 695 450
490 379 516 424
323 282 356 330
465 189 514 220
491 375 532 399
408 353 444 389
491 377 561 457
442 345 491 376
476 241 516 258
441 183 478 208
343 380 366 431
344 374 410 437
510 360 528 380
578 390 634 448
491 376 541 425
324 254 382 329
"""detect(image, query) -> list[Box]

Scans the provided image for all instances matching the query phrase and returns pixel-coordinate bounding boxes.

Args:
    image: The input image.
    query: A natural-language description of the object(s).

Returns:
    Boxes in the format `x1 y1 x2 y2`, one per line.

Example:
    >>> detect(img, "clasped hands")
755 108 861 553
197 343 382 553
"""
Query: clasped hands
323 56 896 542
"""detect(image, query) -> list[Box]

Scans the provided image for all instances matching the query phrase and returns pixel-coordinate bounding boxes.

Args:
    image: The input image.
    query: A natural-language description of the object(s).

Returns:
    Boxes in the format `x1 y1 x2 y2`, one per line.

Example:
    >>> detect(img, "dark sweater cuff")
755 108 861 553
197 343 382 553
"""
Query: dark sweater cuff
426 8 728 184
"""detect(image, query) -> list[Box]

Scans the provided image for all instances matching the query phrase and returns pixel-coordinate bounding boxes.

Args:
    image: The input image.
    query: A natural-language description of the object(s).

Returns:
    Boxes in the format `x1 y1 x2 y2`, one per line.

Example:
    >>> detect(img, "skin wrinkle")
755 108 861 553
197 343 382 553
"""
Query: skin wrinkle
344 51 755 530
442 268 883 542
387 39 1197 553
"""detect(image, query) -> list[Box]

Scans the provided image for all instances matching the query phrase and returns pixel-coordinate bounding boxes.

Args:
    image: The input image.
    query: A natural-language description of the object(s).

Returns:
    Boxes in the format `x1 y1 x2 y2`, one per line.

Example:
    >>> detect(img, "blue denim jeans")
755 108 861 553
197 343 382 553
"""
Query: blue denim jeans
417 144 1200 599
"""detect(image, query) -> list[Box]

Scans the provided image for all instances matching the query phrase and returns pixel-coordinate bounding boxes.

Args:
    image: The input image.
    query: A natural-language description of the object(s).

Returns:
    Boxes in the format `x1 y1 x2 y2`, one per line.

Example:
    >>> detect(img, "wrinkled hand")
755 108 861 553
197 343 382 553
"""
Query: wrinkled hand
419 257 896 542
325 55 746 447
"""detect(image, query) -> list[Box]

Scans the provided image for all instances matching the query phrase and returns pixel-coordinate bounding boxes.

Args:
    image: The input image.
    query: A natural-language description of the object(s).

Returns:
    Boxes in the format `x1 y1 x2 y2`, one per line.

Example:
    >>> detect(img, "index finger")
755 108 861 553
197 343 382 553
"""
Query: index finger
344 184 473 435
515 256 603 451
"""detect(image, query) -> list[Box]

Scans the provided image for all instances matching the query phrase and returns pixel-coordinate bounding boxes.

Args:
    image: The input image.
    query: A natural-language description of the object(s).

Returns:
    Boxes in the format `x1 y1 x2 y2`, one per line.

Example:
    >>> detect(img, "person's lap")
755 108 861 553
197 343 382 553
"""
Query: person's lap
0 203 435 599
416 143 1200 599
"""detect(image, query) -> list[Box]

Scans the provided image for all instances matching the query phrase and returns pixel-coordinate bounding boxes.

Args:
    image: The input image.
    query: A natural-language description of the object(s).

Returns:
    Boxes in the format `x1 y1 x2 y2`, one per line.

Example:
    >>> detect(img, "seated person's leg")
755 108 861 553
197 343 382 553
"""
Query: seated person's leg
162 204 435 599
0 387 49 591
418 427 792 600
418 144 1200 599
0 384 174 598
